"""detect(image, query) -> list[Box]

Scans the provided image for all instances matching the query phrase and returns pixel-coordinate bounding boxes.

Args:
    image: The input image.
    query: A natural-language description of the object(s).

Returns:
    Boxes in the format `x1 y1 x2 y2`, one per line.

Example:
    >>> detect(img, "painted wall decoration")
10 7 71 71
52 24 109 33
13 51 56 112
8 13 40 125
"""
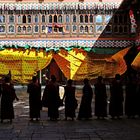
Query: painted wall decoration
129 9 137 33
0 2 121 11
0 40 134 52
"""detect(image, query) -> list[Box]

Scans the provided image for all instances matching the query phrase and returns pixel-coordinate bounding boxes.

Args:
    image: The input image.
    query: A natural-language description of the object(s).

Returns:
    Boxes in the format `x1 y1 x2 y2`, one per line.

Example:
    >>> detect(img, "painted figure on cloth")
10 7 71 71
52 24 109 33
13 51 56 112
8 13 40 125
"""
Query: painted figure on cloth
63 79 77 120
78 78 93 120
94 76 107 119
0 76 19 123
109 74 124 119
43 75 60 121
27 76 41 121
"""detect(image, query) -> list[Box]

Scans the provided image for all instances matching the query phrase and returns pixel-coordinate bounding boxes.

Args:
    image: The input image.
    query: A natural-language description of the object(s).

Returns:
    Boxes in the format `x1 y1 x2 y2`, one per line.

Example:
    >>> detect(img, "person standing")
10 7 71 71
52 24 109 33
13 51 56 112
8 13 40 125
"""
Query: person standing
0 76 19 123
27 76 41 121
109 74 124 119
125 74 137 118
94 76 107 119
63 79 77 120
136 73 140 117
43 75 60 121
78 78 93 120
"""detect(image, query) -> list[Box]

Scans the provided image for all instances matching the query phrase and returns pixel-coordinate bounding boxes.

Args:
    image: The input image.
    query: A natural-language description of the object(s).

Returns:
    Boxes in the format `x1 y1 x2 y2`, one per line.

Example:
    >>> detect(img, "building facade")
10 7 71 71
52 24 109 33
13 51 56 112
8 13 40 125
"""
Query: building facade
0 0 138 83
0 0 133 39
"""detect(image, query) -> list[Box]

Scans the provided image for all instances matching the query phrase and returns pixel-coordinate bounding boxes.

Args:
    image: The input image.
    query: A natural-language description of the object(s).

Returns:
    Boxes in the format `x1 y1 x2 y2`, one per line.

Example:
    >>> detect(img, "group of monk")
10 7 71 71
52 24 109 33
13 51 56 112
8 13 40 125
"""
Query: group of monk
0 73 140 123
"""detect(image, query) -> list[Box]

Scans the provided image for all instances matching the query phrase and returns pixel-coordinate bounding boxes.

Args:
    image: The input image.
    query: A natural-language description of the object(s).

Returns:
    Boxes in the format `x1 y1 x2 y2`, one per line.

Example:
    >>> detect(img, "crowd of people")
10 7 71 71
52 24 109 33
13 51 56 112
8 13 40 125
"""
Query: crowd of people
0 73 140 123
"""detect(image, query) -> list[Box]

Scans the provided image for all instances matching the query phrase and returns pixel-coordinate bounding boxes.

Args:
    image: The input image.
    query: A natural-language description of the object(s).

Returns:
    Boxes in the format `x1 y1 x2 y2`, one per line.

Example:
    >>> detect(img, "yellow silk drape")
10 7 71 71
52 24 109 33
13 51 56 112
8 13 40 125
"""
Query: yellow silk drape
58 48 87 80
111 47 130 75
0 49 52 83
0 47 130 83
131 52 140 71
53 53 70 79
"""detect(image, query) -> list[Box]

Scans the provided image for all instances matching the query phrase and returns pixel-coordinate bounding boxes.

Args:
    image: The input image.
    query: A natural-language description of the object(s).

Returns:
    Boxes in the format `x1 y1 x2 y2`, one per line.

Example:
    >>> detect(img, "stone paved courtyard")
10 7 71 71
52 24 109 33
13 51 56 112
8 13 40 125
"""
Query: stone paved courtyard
0 86 140 140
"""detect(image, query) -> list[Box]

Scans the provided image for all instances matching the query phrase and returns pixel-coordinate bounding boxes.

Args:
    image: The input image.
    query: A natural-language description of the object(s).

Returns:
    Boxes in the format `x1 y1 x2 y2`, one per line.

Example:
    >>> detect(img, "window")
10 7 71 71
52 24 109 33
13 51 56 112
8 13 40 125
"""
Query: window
119 15 123 23
105 15 111 24
80 26 84 33
114 15 118 23
49 15 52 23
48 26 52 33
96 25 103 33
23 15 26 23
0 25 5 32
9 15 14 23
18 15 21 23
27 15 31 23
90 15 93 23
85 15 88 23
9 25 15 33
42 15 45 23
114 26 118 33
66 15 70 23
54 15 57 23
89 26 93 33
58 15 62 23
34 25 39 32
23 26 26 31
73 15 76 23
42 25 46 32
124 15 128 23
73 25 77 32
119 26 123 33
59 27 63 32
35 15 39 23
105 25 112 33
0 15 5 23
85 26 88 33
66 25 70 31
80 15 83 23
96 15 102 23
18 26 22 32
124 26 128 33
54 27 57 32
27 26 31 32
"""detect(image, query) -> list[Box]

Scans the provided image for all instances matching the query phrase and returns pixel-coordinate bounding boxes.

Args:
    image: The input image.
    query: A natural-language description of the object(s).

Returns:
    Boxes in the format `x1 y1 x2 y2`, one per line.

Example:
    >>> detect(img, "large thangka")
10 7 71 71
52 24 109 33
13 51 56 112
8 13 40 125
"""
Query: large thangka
0 45 131 83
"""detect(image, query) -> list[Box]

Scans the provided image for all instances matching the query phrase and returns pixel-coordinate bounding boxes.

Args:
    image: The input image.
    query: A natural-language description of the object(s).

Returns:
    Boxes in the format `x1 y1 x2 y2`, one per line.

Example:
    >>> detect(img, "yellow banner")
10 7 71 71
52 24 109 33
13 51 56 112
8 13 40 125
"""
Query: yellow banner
0 47 129 83
0 49 52 83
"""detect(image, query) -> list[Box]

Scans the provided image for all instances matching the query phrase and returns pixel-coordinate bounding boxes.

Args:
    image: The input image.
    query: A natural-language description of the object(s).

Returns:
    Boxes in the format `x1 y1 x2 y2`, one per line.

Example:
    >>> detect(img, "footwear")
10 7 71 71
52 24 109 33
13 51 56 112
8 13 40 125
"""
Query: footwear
117 116 121 119
50 118 54 121
77 117 81 120
71 118 74 121
111 116 115 120
30 118 33 121
65 118 67 121
97 116 100 119
36 118 39 121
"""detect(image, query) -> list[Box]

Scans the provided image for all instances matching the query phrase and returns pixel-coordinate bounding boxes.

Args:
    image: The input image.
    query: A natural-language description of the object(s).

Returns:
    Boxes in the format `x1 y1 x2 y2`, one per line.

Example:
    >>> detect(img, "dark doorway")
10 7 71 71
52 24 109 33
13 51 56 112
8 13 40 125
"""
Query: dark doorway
41 59 66 85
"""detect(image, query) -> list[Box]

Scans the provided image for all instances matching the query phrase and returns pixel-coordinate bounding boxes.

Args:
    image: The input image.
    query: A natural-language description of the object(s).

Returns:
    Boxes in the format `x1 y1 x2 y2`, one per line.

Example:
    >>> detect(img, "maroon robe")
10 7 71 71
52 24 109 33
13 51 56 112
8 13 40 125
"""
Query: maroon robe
0 83 16 120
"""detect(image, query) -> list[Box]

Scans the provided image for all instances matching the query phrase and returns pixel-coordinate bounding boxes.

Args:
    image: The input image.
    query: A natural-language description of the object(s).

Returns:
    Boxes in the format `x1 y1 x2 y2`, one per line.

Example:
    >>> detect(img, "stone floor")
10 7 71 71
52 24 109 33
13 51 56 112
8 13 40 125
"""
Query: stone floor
0 86 140 140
